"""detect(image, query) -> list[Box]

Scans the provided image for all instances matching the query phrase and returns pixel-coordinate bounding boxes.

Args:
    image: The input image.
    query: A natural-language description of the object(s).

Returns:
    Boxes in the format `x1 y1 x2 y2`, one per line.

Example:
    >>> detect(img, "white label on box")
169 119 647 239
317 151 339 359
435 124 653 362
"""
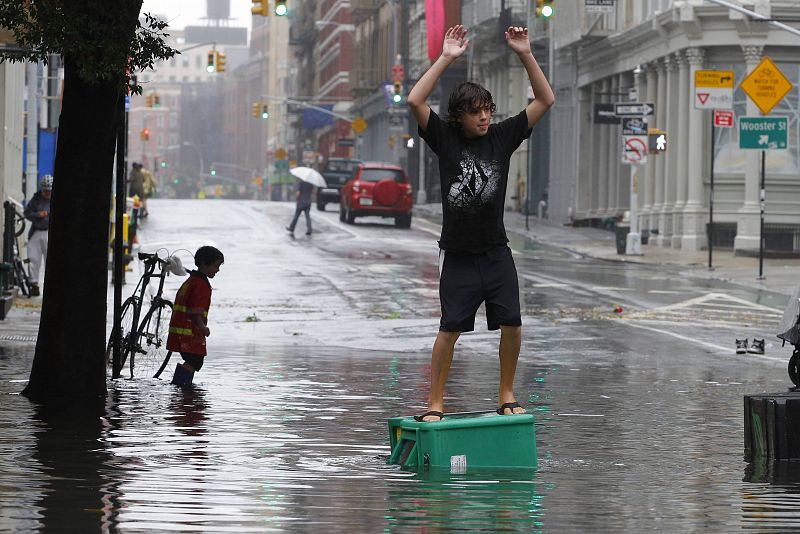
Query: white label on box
450 454 467 474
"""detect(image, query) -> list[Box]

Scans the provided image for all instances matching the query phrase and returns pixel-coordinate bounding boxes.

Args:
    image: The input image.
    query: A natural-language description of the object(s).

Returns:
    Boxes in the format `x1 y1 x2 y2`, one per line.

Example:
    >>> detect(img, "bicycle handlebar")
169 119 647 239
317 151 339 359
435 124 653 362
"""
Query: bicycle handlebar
138 251 169 264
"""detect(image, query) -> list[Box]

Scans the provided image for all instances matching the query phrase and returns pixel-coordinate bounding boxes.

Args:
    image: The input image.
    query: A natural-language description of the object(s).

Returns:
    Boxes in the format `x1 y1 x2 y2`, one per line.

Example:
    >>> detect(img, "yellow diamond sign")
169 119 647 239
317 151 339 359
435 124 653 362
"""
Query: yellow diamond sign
740 56 793 115
351 116 367 135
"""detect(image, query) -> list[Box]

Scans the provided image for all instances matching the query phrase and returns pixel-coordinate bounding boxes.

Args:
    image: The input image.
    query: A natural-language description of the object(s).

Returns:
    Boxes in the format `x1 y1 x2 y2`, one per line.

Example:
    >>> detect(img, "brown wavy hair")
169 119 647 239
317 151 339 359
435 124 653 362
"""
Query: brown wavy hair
446 82 497 126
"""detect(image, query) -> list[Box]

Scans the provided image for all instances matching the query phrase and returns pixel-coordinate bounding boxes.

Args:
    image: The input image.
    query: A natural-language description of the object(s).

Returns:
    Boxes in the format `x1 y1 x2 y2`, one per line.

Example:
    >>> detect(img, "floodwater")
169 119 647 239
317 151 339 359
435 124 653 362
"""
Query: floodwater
2 332 798 532
2 199 799 532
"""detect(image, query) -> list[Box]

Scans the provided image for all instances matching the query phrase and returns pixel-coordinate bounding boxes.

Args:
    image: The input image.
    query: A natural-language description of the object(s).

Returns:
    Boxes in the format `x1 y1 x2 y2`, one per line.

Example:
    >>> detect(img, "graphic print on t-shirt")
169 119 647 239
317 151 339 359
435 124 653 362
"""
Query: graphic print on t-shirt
447 149 501 215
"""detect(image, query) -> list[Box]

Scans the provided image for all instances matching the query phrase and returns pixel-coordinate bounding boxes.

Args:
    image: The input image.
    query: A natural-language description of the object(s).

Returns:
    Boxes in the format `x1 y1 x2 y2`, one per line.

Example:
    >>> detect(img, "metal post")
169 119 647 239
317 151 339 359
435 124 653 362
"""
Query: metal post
758 149 765 279
708 117 715 270
626 66 642 255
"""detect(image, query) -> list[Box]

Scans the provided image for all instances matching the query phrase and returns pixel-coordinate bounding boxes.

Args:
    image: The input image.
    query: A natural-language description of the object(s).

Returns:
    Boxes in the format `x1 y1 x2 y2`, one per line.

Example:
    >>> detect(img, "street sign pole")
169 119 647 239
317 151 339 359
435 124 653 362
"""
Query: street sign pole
759 150 766 279
709 117 715 271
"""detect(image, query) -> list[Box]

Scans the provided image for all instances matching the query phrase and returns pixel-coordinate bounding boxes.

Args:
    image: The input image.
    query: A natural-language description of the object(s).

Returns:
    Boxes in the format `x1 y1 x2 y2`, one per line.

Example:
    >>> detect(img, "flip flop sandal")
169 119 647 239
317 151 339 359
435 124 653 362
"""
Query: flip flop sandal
413 410 444 422
496 402 523 415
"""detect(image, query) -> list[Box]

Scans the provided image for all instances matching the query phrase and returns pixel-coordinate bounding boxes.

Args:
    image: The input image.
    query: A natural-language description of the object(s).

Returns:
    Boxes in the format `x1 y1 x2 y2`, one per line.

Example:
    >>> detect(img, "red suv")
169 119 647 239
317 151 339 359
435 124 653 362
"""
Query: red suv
339 162 413 228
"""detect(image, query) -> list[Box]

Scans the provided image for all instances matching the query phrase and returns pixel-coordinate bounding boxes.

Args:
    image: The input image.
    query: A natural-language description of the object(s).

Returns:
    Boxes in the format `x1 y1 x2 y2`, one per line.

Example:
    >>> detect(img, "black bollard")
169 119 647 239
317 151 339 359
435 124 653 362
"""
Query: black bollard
744 391 800 461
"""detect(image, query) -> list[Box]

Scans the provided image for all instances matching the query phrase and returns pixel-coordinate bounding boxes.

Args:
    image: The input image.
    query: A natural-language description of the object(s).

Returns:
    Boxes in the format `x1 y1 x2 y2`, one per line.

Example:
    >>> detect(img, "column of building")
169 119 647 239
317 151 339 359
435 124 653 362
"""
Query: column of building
681 47 708 250
597 79 610 216
643 63 657 234
660 54 677 246
653 59 667 244
734 44 765 252
672 50 689 249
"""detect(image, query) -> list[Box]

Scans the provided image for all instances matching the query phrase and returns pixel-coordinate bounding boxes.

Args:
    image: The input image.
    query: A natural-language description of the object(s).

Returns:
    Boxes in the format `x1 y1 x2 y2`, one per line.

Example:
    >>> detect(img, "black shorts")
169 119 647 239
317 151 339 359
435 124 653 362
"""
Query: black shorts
181 352 205 372
438 245 522 332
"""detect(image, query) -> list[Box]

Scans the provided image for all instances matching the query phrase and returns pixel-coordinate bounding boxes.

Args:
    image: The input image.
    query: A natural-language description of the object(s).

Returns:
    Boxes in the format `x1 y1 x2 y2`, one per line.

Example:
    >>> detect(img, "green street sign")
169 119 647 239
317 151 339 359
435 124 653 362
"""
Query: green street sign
739 116 788 150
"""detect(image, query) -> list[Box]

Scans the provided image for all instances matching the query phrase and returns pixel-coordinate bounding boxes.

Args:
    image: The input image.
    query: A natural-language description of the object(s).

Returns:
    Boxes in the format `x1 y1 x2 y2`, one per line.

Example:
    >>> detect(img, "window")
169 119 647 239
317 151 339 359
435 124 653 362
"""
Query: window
359 168 406 183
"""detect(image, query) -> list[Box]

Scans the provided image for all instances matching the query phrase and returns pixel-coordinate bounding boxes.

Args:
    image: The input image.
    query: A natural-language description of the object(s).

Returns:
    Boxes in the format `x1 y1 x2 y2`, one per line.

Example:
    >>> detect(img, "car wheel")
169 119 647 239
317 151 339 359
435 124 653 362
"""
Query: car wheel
339 203 346 222
395 214 412 229
317 202 326 211
346 206 356 225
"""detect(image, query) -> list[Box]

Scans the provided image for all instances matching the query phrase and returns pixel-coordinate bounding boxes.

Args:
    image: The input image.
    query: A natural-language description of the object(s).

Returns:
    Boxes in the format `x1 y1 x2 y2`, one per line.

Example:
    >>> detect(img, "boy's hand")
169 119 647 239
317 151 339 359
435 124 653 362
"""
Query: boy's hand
203 326 210 337
441 25 468 60
505 26 531 56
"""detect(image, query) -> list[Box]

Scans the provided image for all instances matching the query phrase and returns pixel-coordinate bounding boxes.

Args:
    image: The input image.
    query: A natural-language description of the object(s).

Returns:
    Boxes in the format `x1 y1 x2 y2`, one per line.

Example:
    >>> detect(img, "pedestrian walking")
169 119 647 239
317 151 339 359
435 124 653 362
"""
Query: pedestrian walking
407 25 555 421
23 174 53 296
286 178 314 236
167 246 224 386
128 162 146 203
140 166 157 217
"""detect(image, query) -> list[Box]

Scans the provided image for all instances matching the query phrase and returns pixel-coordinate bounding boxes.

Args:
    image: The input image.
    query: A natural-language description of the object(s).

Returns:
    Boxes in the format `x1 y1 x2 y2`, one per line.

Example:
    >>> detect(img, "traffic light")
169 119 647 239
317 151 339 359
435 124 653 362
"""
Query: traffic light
206 51 216 73
261 104 269 119
140 128 150 141
145 94 154 107
153 94 161 107
216 52 226 72
252 102 260 117
392 80 403 104
536 0 555 18
160 160 168 168
251 0 269 16
210 166 216 176
275 0 287 16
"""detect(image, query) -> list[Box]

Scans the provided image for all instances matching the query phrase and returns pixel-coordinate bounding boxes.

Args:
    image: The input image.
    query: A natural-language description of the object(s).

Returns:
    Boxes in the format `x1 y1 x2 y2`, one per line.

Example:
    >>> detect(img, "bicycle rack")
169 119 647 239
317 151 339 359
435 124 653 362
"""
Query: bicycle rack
1 201 17 319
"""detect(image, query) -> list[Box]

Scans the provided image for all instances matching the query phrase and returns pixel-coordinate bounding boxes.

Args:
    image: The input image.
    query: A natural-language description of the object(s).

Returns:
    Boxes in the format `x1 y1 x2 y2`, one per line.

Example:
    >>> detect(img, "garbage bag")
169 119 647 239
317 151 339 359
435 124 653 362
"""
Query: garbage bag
777 286 800 346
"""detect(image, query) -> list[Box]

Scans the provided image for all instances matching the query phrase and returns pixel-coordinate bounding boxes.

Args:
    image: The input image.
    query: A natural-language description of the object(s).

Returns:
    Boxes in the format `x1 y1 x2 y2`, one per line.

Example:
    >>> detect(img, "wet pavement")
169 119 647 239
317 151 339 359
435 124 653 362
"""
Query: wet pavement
1 198 799 532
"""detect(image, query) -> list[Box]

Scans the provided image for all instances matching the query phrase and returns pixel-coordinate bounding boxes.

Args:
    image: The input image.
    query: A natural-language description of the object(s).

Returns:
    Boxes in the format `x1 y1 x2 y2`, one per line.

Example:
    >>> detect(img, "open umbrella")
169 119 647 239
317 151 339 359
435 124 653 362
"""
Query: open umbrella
290 167 327 188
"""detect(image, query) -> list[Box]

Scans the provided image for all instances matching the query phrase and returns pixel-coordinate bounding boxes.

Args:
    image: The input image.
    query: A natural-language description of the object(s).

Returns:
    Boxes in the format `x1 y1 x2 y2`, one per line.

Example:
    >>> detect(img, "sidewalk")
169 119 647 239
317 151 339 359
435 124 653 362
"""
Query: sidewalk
414 203 800 297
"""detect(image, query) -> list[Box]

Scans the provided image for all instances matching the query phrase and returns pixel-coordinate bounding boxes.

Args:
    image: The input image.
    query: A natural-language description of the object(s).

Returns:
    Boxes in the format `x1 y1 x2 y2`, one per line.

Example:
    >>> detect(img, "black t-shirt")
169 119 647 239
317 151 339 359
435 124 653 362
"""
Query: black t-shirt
419 109 531 253
296 180 314 204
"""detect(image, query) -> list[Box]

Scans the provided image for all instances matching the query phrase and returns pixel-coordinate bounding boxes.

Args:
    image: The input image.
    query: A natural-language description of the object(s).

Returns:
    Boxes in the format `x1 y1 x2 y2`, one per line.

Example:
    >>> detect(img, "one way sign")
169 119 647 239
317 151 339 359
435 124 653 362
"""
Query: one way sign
614 102 655 117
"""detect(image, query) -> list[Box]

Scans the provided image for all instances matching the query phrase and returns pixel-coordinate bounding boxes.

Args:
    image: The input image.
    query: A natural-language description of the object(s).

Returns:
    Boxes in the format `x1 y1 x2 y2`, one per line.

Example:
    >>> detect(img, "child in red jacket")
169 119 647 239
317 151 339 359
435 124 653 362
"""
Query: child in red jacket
167 246 224 386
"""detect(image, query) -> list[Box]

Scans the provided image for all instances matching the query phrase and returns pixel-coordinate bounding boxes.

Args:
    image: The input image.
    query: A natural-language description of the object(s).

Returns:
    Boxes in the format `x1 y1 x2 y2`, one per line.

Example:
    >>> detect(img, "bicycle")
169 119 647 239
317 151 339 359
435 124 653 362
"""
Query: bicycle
9 206 32 298
106 250 186 379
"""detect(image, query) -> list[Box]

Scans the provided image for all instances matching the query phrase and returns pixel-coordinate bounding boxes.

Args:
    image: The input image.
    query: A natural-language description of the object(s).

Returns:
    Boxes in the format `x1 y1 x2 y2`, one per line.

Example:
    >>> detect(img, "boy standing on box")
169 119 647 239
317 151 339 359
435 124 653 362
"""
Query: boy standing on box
167 246 224 386
407 26 554 421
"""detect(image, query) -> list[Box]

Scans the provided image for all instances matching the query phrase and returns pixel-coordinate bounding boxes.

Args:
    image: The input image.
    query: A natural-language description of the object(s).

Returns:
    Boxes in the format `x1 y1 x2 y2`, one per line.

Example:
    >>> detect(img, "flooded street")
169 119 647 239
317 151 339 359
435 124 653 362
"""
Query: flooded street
1 199 798 532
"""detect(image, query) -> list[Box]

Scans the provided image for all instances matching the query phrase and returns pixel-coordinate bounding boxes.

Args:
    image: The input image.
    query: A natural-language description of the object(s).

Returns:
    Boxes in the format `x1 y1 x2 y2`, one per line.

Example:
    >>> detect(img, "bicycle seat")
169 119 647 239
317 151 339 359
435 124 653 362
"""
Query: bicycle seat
138 252 156 261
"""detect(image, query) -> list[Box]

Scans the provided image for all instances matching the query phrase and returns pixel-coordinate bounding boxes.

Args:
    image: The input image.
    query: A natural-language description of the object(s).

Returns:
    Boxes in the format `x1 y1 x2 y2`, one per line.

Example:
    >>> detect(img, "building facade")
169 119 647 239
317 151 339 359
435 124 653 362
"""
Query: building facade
549 0 800 254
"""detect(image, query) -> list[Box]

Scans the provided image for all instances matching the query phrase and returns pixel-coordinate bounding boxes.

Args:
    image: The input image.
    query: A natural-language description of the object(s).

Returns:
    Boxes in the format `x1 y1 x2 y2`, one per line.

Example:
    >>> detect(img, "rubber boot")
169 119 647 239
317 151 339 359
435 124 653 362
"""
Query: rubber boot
171 363 194 386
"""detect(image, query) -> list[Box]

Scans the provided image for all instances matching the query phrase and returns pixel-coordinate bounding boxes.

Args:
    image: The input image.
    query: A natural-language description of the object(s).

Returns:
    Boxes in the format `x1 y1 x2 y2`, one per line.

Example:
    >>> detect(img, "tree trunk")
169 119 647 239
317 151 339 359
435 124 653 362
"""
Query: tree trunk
22 57 122 401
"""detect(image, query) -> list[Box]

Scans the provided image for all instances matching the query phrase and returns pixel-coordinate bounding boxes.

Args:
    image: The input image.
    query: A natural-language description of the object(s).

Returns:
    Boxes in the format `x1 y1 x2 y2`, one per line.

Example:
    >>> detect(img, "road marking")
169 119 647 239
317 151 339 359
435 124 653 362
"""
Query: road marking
620 321 787 363
660 292 781 314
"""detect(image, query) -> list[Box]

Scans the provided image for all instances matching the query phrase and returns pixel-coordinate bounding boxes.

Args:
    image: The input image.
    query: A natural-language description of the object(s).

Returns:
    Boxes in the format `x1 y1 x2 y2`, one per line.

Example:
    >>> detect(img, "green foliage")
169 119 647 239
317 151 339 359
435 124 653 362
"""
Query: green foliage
0 0 178 94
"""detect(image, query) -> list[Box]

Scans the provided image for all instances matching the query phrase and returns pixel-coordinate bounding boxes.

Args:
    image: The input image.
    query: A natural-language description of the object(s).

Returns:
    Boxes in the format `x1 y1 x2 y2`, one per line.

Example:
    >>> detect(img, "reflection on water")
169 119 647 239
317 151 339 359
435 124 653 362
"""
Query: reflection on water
3 329 800 531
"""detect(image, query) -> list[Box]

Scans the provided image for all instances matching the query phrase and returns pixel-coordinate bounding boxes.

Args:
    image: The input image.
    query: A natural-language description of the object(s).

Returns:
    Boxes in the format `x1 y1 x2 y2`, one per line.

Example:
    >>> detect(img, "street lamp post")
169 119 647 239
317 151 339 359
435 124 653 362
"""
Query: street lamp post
182 141 205 176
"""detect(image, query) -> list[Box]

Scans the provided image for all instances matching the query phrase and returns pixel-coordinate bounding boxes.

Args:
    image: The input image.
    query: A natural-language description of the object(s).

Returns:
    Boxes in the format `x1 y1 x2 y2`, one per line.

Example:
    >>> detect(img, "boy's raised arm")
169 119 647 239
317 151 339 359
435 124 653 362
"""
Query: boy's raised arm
407 25 469 131
505 26 555 129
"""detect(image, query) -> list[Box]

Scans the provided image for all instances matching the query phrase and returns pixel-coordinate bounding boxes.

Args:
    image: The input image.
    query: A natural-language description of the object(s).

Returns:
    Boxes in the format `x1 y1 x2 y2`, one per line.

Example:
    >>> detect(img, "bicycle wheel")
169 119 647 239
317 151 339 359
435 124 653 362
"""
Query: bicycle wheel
13 257 30 297
106 297 138 370
129 301 173 379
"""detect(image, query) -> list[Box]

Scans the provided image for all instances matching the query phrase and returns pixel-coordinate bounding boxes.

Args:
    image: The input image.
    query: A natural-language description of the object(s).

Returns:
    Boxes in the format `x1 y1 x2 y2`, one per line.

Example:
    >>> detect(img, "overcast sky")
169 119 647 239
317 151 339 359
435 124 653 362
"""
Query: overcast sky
140 0 252 32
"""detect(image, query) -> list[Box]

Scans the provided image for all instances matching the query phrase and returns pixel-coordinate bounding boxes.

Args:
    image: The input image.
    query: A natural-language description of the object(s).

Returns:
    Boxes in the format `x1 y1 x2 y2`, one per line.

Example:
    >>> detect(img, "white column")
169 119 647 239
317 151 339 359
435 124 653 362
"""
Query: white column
734 44 765 253
653 58 667 245
597 78 610 217
681 47 708 251
643 63 657 234
660 54 677 247
672 50 690 249
607 76 619 216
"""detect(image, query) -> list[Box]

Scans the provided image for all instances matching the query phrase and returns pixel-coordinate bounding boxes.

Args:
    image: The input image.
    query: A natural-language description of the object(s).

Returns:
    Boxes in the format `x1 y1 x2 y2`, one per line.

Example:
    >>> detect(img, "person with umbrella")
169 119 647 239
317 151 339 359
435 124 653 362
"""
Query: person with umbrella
286 167 326 236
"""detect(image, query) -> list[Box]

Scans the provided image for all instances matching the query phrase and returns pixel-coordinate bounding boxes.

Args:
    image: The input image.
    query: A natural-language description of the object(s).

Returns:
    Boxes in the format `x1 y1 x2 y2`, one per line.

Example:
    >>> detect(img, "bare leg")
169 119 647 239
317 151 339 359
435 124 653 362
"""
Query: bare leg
422 330 460 421
498 325 525 414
